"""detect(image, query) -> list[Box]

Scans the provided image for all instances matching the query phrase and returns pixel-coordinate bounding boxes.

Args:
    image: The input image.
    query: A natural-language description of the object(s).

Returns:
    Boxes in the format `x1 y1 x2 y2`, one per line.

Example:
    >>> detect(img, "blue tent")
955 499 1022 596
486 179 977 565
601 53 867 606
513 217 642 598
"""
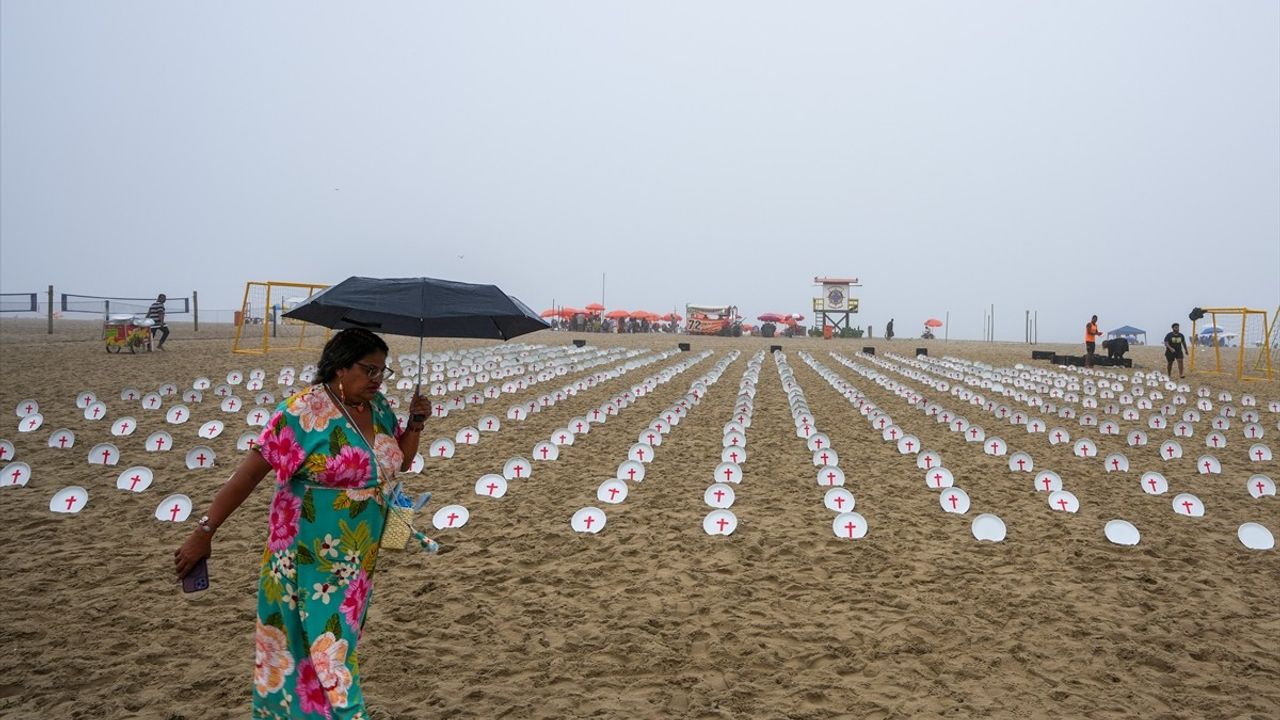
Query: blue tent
1107 325 1147 344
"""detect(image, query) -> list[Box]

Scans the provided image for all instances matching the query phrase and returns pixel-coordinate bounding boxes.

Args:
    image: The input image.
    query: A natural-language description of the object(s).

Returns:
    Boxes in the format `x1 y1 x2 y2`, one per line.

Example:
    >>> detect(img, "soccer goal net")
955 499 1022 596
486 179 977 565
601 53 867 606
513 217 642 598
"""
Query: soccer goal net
232 281 330 354
1190 307 1274 382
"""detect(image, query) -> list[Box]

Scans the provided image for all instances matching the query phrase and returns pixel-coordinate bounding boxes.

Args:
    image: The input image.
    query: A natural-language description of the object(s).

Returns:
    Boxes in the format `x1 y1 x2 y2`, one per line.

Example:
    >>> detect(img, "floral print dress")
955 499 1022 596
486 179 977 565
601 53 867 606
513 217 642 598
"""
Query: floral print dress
252 385 403 719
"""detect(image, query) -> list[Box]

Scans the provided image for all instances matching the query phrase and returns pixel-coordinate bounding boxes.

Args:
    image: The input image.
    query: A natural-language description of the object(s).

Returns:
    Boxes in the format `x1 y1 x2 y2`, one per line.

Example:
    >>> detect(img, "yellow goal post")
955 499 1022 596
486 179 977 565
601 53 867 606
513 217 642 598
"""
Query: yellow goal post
1188 307 1273 382
232 281 330 354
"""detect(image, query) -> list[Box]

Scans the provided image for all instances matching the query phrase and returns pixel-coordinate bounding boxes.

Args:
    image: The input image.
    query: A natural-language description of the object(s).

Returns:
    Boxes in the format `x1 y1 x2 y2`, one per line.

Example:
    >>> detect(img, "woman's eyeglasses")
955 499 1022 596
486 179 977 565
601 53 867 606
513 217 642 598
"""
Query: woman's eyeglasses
355 361 394 381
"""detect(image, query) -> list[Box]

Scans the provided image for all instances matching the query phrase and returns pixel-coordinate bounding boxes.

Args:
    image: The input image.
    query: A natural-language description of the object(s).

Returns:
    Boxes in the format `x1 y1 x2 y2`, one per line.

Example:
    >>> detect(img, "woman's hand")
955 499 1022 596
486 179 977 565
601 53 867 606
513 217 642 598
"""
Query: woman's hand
174 529 212 580
407 393 429 430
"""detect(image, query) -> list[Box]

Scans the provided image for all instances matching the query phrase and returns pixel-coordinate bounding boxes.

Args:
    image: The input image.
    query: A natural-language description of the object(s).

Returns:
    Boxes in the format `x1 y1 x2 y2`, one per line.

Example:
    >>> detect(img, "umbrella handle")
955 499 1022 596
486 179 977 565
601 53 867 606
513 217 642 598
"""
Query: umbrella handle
410 335 427 423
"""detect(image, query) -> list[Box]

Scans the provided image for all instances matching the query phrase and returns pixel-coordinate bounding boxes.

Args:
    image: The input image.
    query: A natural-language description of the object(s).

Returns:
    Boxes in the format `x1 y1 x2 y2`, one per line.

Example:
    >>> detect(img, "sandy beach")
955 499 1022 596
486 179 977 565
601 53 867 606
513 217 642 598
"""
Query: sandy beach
1 318 1276 720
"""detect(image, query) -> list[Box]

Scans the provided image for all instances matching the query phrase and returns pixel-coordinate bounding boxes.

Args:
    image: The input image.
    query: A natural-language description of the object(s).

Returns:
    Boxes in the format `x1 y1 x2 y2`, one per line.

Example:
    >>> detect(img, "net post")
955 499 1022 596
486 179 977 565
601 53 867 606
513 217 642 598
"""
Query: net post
192 290 199 332
46 285 53 334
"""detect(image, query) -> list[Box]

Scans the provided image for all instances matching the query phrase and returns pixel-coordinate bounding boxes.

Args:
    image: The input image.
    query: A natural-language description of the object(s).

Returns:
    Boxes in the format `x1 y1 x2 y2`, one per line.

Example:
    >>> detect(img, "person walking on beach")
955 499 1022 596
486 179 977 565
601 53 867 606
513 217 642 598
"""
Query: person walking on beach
885 318 894 341
174 328 431 718
1164 322 1188 378
1084 315 1101 368
147 293 169 350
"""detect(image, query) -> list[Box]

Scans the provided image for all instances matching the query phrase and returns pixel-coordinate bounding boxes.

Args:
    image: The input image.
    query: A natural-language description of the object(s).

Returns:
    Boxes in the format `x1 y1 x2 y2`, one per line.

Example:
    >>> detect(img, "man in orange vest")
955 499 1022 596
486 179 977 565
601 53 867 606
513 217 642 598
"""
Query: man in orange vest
1084 315 1101 368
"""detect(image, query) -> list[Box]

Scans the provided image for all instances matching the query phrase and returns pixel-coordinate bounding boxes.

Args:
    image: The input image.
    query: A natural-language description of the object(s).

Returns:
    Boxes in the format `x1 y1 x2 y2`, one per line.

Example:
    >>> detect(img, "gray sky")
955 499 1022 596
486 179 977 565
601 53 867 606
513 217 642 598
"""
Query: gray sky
3 1 1277 342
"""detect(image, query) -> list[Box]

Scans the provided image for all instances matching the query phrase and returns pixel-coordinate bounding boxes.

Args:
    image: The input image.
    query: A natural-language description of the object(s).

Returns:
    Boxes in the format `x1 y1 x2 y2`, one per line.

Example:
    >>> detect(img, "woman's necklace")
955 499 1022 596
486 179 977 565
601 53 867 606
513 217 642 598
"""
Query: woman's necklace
326 383 367 412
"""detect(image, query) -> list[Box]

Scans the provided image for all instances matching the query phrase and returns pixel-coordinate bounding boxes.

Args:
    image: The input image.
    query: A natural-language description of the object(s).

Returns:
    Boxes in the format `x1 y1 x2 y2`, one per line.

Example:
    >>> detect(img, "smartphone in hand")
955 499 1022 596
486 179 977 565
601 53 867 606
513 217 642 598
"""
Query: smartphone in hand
182 557 210 593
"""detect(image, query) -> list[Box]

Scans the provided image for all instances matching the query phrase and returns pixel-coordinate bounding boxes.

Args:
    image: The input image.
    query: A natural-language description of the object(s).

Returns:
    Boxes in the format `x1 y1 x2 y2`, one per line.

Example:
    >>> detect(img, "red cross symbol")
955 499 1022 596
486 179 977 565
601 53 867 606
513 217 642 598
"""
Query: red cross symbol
830 494 845 509
149 397 158 407
607 487 621 501
955 420 964 431
1211 436 1220 447
64 495 78 510
486 419 495 430
889 428 898 440
1078 446 1088 457
513 464 524 478
446 512 460 526
120 422 130 433
1042 477 1053 491
722 467 735 482
1111 459 1121 471
646 433 657 445
1165 445 1176 458
174 410 184 421
437 445 449 458
1016 458 1027 471
989 442 1000 454
940 413 950 424
100 449 112 464
1056 498 1070 512
729 436 739 446
575 422 584 433
713 488 726 503
878 418 887 429
904 440 915 452
1255 480 1266 496
129 474 143 491
1202 460 1212 473
1146 477 1159 493
9 468 22 484
582 514 595 530
635 449 646 462
1154 418 1162 428
1054 432 1063 442
591 409 601 421
127 392 136 400
1257 449 1266 461
462 431 473 444
0 446 7 459
1248 427 1258 438
626 467 637 481
933 473 944 487
485 481 499 496
843 521 857 538
24 404 33 414
154 437 166 450
471 394 480 404
803 423 812 435
715 518 729 533
819 452 830 465
1181 500 1195 515
195 452 207 466
58 435 69 448
91 406 102 418
513 409 521 420
26 418 37 429
228 400 237 410
924 456 935 470
434 405 445 417
539 446 550 459
253 412 263 423
169 503 182 521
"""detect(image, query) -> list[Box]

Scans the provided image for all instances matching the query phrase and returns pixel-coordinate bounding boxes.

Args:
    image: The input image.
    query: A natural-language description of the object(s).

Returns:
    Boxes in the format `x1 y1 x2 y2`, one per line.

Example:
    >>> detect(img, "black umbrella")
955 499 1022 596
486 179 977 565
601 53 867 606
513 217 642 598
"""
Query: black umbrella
283 276 550 417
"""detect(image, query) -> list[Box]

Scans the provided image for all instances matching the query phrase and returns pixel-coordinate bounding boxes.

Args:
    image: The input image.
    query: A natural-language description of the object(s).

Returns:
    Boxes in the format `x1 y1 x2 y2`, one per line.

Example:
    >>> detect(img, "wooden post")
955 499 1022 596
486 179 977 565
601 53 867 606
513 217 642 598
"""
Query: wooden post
192 290 199 332
47 285 53 334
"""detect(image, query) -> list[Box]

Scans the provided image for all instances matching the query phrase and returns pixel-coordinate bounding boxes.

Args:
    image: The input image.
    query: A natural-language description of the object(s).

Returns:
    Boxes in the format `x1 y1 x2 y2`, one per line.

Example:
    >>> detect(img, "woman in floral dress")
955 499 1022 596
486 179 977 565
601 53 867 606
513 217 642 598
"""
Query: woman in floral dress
175 329 428 719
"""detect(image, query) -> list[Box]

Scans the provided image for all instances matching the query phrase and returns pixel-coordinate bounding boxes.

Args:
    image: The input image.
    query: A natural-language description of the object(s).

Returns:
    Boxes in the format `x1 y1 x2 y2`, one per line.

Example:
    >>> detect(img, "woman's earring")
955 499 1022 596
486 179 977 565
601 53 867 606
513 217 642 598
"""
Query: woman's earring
338 381 346 404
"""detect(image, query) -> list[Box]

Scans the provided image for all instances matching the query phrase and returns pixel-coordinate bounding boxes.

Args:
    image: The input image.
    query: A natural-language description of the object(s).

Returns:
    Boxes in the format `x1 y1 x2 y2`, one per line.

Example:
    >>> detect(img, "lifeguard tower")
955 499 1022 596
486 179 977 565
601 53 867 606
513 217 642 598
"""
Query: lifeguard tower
812 277 861 333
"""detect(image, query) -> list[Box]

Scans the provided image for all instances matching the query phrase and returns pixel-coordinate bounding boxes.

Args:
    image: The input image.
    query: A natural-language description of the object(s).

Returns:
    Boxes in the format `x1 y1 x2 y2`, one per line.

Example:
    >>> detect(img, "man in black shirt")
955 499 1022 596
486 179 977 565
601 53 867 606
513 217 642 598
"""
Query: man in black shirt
1164 322 1187 378
146 293 169 350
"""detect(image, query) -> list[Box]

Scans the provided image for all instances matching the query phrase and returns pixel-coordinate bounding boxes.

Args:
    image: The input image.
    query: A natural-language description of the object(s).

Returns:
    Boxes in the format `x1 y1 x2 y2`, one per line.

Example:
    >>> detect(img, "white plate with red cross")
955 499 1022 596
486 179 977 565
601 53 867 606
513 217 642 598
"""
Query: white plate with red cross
570 507 606 534
940 488 970 514
47 428 75 449
155 494 193 522
83 401 108 421
77 392 98 409
165 405 190 425
720 446 748 465
475 474 508 498
714 462 742 485
0 438 15 459
1007 452 1033 473
477 415 501 433
1196 455 1221 475
1247 474 1275 499
916 451 942 470
597 480 628 505
15 399 39 417
18 413 44 432
433 504 470 530
531 441 559 462
503 457 532 480
614 460 644 483
1250 444 1273 462
704 482 735 509
185 446 216 469
1047 490 1079 513
1172 492 1205 517
199 420 225 440
925 467 955 490
703 509 738 536
816 465 845 487
117 466 153 492
1033 471 1062 493
88 442 120 466
2 462 31 488
50 486 88 513
628 443 654 464
1139 471 1168 495
832 512 868 540
1048 427 1070 445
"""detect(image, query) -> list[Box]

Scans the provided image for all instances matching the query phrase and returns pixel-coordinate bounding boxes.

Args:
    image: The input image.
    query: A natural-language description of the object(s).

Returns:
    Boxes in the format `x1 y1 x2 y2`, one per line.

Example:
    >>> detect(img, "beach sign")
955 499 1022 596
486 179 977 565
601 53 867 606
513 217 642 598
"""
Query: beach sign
50 486 88 513
721 446 748 465
1237 523 1275 551
185 445 216 469
597 479 628 504
1048 490 1080 513
1105 519 1140 545
570 507 606 534
432 504 470 530
47 428 75 449
199 420 225 440
15 399 39 418
1247 475 1275 498
155 494 193 522
88 442 119 466
703 509 738 536
18 413 44 432
616 460 645 483
818 466 846 487
475 474 508 498
925 467 955 489
823 487 855 512
3 462 31 487
0 439 14 462
832 512 868 539
1140 471 1169 495
117 466 153 492
940 487 970 514
145 430 173 452
1172 492 1205 517
714 461 742 485
970 513 1006 542
165 405 190 425
503 456 531 480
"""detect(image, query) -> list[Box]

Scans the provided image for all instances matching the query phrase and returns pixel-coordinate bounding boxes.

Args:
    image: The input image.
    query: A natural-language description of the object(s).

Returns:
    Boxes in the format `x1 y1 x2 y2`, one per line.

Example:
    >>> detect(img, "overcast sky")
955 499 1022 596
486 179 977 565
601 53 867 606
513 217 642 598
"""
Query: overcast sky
2 1 1277 342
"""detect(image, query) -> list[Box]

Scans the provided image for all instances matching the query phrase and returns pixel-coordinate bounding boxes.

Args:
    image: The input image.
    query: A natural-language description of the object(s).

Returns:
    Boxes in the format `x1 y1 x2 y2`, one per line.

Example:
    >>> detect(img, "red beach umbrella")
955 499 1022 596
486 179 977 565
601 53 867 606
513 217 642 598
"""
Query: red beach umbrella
605 310 630 320
925 318 943 328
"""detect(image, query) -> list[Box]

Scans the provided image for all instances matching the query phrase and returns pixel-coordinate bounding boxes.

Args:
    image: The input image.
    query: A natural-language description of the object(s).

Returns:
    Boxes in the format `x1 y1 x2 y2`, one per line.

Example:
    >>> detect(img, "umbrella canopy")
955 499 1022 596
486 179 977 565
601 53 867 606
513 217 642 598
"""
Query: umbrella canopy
540 308 558 318
757 313 785 322
662 312 683 322
631 310 658 321
1198 326 1228 334
556 307 583 318
925 318 944 328
1108 325 1145 336
584 303 606 313
283 276 549 340
605 309 630 320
